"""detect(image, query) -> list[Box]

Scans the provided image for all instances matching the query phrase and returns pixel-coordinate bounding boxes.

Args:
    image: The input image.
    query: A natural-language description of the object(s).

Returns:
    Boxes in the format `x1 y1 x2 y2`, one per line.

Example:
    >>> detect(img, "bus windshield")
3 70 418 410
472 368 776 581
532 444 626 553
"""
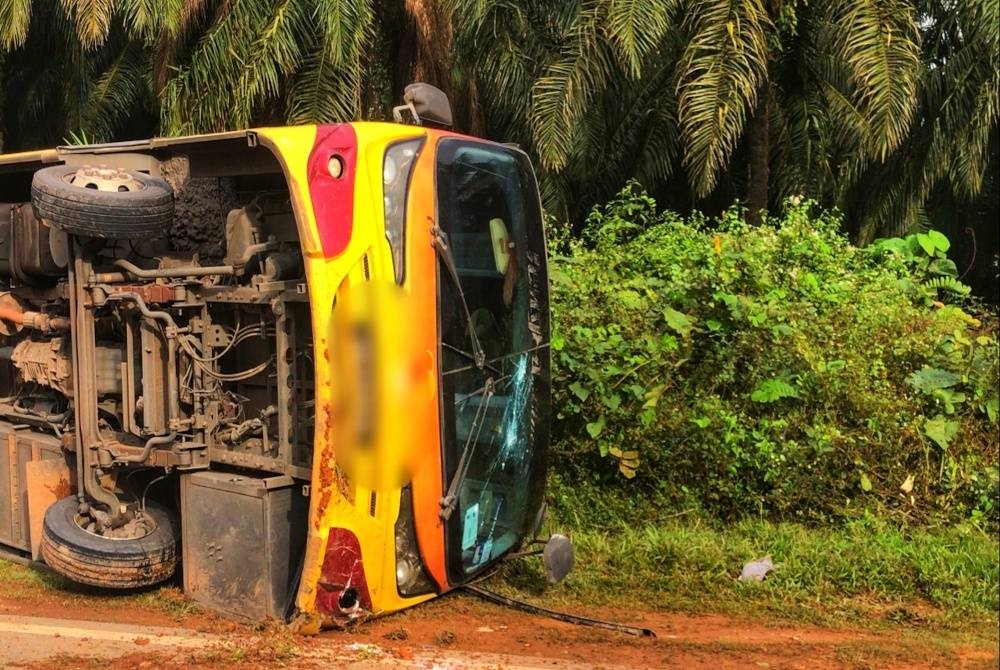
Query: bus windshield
435 139 550 582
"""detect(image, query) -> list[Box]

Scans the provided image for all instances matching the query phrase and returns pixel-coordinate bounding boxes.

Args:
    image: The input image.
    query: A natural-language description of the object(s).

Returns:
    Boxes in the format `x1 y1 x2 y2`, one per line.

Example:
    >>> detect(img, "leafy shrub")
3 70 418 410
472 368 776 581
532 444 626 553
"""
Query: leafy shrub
548 183 999 528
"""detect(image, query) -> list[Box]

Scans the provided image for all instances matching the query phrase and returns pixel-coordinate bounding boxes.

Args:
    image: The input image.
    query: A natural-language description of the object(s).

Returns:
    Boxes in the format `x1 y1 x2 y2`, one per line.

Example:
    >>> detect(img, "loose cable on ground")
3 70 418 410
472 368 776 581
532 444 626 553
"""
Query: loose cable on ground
460 584 657 638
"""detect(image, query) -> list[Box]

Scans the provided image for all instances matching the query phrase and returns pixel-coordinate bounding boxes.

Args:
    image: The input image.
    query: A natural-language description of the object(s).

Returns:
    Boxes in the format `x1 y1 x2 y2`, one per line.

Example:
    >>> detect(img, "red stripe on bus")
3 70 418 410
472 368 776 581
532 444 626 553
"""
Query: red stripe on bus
307 124 357 258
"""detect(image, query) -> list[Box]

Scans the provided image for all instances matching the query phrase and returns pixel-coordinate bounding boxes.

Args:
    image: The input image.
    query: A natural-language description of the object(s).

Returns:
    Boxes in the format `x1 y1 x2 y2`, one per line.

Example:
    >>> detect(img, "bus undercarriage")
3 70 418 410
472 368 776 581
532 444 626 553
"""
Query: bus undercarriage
1 141 315 618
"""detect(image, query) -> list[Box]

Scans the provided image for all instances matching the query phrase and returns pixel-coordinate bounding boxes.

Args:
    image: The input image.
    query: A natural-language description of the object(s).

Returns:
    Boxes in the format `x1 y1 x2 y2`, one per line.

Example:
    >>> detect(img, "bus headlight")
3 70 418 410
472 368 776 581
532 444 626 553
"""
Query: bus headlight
395 485 436 596
383 139 423 285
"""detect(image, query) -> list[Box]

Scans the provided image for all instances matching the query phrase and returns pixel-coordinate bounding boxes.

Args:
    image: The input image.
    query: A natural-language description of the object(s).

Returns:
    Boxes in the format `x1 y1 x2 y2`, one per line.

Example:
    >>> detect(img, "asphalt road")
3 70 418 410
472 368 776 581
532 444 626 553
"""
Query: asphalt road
0 613 609 670
0 614 216 665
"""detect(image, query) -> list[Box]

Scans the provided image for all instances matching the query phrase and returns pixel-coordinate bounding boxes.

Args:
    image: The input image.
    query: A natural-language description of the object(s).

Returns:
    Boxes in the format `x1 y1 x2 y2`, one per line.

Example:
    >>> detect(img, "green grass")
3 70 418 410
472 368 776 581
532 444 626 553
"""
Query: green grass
489 515 999 634
0 558 206 621
0 558 66 596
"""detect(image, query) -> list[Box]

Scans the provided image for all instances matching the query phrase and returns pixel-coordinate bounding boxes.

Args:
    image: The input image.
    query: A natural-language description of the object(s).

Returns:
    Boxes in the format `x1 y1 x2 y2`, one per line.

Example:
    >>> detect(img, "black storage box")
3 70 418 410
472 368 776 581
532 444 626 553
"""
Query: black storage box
180 471 307 621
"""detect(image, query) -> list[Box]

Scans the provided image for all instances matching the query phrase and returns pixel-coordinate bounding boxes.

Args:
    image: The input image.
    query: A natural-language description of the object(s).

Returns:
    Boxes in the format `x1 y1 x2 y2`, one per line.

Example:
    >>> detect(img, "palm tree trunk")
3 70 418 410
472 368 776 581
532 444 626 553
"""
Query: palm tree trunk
396 0 453 98
746 80 770 225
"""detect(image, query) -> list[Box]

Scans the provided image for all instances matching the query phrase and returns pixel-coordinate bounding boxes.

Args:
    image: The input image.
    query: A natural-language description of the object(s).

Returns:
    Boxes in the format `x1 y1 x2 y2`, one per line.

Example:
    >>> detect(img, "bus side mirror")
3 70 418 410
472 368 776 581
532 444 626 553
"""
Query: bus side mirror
393 83 453 128
542 534 574 584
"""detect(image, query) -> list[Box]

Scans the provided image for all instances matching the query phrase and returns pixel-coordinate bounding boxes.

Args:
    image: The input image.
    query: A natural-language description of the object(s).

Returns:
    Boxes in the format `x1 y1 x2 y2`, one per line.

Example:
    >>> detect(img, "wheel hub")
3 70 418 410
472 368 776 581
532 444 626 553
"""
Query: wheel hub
75 505 156 540
69 166 145 193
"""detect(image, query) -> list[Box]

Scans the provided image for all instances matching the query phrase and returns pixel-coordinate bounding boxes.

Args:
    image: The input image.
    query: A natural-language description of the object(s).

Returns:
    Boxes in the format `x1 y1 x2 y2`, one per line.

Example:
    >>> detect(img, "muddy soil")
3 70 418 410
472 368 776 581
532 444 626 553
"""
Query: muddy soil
159 158 236 263
2 576 996 670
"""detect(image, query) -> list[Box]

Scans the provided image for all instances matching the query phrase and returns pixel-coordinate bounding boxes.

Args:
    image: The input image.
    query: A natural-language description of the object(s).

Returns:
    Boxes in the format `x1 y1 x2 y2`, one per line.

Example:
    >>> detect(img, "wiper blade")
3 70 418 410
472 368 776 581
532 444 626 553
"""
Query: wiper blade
440 376 495 521
431 226 486 371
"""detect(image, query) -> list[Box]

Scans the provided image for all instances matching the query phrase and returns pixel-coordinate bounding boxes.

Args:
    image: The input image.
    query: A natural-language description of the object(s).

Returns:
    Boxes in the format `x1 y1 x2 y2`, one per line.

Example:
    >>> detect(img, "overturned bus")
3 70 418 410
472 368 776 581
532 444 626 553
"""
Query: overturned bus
0 85 566 630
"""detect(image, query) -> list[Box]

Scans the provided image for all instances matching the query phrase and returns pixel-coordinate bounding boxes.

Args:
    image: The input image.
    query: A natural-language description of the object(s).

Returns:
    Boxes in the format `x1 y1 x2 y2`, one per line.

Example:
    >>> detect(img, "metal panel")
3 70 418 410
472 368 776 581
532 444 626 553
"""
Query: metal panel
0 434 14 545
26 459 73 560
140 317 169 433
181 471 306 621
8 436 26 549
0 424 69 553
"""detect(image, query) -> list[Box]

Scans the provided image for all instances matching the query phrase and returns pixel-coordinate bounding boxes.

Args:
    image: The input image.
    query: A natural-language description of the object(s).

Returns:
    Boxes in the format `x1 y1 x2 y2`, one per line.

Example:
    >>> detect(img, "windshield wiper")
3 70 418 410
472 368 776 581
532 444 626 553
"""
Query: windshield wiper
431 225 486 371
443 342 501 376
440 376 495 521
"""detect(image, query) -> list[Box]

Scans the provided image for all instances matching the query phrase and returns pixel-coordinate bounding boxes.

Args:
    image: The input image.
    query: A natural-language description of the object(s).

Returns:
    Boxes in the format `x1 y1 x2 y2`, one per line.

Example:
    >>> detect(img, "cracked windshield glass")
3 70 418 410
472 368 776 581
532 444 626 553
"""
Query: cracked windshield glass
436 139 549 579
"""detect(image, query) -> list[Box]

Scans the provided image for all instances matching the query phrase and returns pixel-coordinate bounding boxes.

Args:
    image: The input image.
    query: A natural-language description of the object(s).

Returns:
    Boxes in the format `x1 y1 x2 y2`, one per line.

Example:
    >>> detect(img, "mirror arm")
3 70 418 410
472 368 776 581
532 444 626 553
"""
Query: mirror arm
392 102 421 125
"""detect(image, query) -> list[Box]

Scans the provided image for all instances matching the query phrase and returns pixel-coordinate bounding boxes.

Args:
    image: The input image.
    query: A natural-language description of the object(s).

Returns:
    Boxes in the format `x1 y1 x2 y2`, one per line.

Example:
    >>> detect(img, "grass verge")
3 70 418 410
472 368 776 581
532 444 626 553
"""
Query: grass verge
2 517 996 645
0 555 206 622
488 515 998 635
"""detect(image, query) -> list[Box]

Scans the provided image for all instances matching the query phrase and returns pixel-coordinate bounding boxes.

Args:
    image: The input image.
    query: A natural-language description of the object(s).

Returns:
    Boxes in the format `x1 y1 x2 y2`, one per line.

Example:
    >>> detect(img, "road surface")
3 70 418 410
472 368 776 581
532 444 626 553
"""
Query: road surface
0 613 623 670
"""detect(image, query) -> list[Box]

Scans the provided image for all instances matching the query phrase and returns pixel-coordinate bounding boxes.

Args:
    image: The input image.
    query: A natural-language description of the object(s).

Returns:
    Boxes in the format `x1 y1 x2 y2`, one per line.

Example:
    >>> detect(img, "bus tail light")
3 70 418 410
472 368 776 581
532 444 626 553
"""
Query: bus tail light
315 528 373 621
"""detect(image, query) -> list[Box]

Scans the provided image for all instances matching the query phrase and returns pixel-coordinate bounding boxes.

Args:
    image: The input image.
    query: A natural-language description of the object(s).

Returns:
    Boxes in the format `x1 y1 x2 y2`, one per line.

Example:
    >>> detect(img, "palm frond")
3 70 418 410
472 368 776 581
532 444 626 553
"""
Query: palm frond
849 0 998 240
0 0 32 51
604 0 675 78
948 74 999 197
675 0 771 197
770 84 835 202
317 0 373 57
151 0 210 92
826 0 921 161
159 3 242 134
118 0 187 41
232 0 311 126
60 0 117 49
530 4 617 170
287 33 359 123
286 0 374 123
78 40 144 141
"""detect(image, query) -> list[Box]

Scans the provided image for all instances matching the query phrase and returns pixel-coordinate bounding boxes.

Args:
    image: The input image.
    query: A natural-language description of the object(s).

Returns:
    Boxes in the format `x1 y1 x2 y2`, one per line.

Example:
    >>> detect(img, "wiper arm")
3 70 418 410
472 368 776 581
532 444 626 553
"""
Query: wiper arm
440 376 495 521
431 226 486 371
443 342 501 376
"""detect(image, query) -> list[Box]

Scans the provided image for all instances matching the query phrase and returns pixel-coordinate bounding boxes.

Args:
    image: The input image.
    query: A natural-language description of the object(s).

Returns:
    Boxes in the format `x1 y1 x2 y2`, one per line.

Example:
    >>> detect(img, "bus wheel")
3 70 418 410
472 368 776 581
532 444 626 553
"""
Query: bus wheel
30 165 174 240
40 496 179 589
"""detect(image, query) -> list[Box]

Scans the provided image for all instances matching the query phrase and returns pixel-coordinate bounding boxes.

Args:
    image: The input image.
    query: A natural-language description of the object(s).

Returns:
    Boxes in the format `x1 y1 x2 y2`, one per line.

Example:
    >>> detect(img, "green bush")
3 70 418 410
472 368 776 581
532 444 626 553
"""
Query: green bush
548 183 999 528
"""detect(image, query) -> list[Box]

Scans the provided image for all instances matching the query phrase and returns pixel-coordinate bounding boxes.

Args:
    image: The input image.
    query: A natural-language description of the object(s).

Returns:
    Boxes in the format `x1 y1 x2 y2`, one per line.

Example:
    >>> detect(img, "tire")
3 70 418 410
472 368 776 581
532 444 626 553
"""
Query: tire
40 496 179 589
31 165 174 240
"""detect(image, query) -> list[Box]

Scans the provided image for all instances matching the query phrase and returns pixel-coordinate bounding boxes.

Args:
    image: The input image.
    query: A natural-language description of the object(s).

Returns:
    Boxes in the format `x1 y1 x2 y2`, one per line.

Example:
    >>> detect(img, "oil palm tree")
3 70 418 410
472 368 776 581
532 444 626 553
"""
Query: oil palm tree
841 0 998 242
0 0 442 144
448 0 927 227
1 0 995 259
0 0 154 149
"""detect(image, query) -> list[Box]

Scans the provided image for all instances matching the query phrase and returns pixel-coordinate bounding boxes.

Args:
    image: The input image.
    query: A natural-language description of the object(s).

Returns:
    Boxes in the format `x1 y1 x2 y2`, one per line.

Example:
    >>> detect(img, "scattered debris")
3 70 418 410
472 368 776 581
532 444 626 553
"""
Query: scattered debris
383 627 409 641
435 630 457 645
739 555 775 581
344 642 386 661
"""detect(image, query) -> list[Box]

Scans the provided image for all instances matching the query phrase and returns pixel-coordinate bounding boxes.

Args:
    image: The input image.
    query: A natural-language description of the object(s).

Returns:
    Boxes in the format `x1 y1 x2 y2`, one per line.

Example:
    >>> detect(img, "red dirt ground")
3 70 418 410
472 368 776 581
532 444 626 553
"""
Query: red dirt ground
2 578 996 670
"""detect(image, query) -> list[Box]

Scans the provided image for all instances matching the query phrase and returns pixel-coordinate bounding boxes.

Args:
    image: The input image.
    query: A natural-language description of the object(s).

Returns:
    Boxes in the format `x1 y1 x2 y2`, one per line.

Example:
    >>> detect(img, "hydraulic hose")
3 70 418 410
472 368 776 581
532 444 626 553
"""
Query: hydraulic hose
114 431 177 465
